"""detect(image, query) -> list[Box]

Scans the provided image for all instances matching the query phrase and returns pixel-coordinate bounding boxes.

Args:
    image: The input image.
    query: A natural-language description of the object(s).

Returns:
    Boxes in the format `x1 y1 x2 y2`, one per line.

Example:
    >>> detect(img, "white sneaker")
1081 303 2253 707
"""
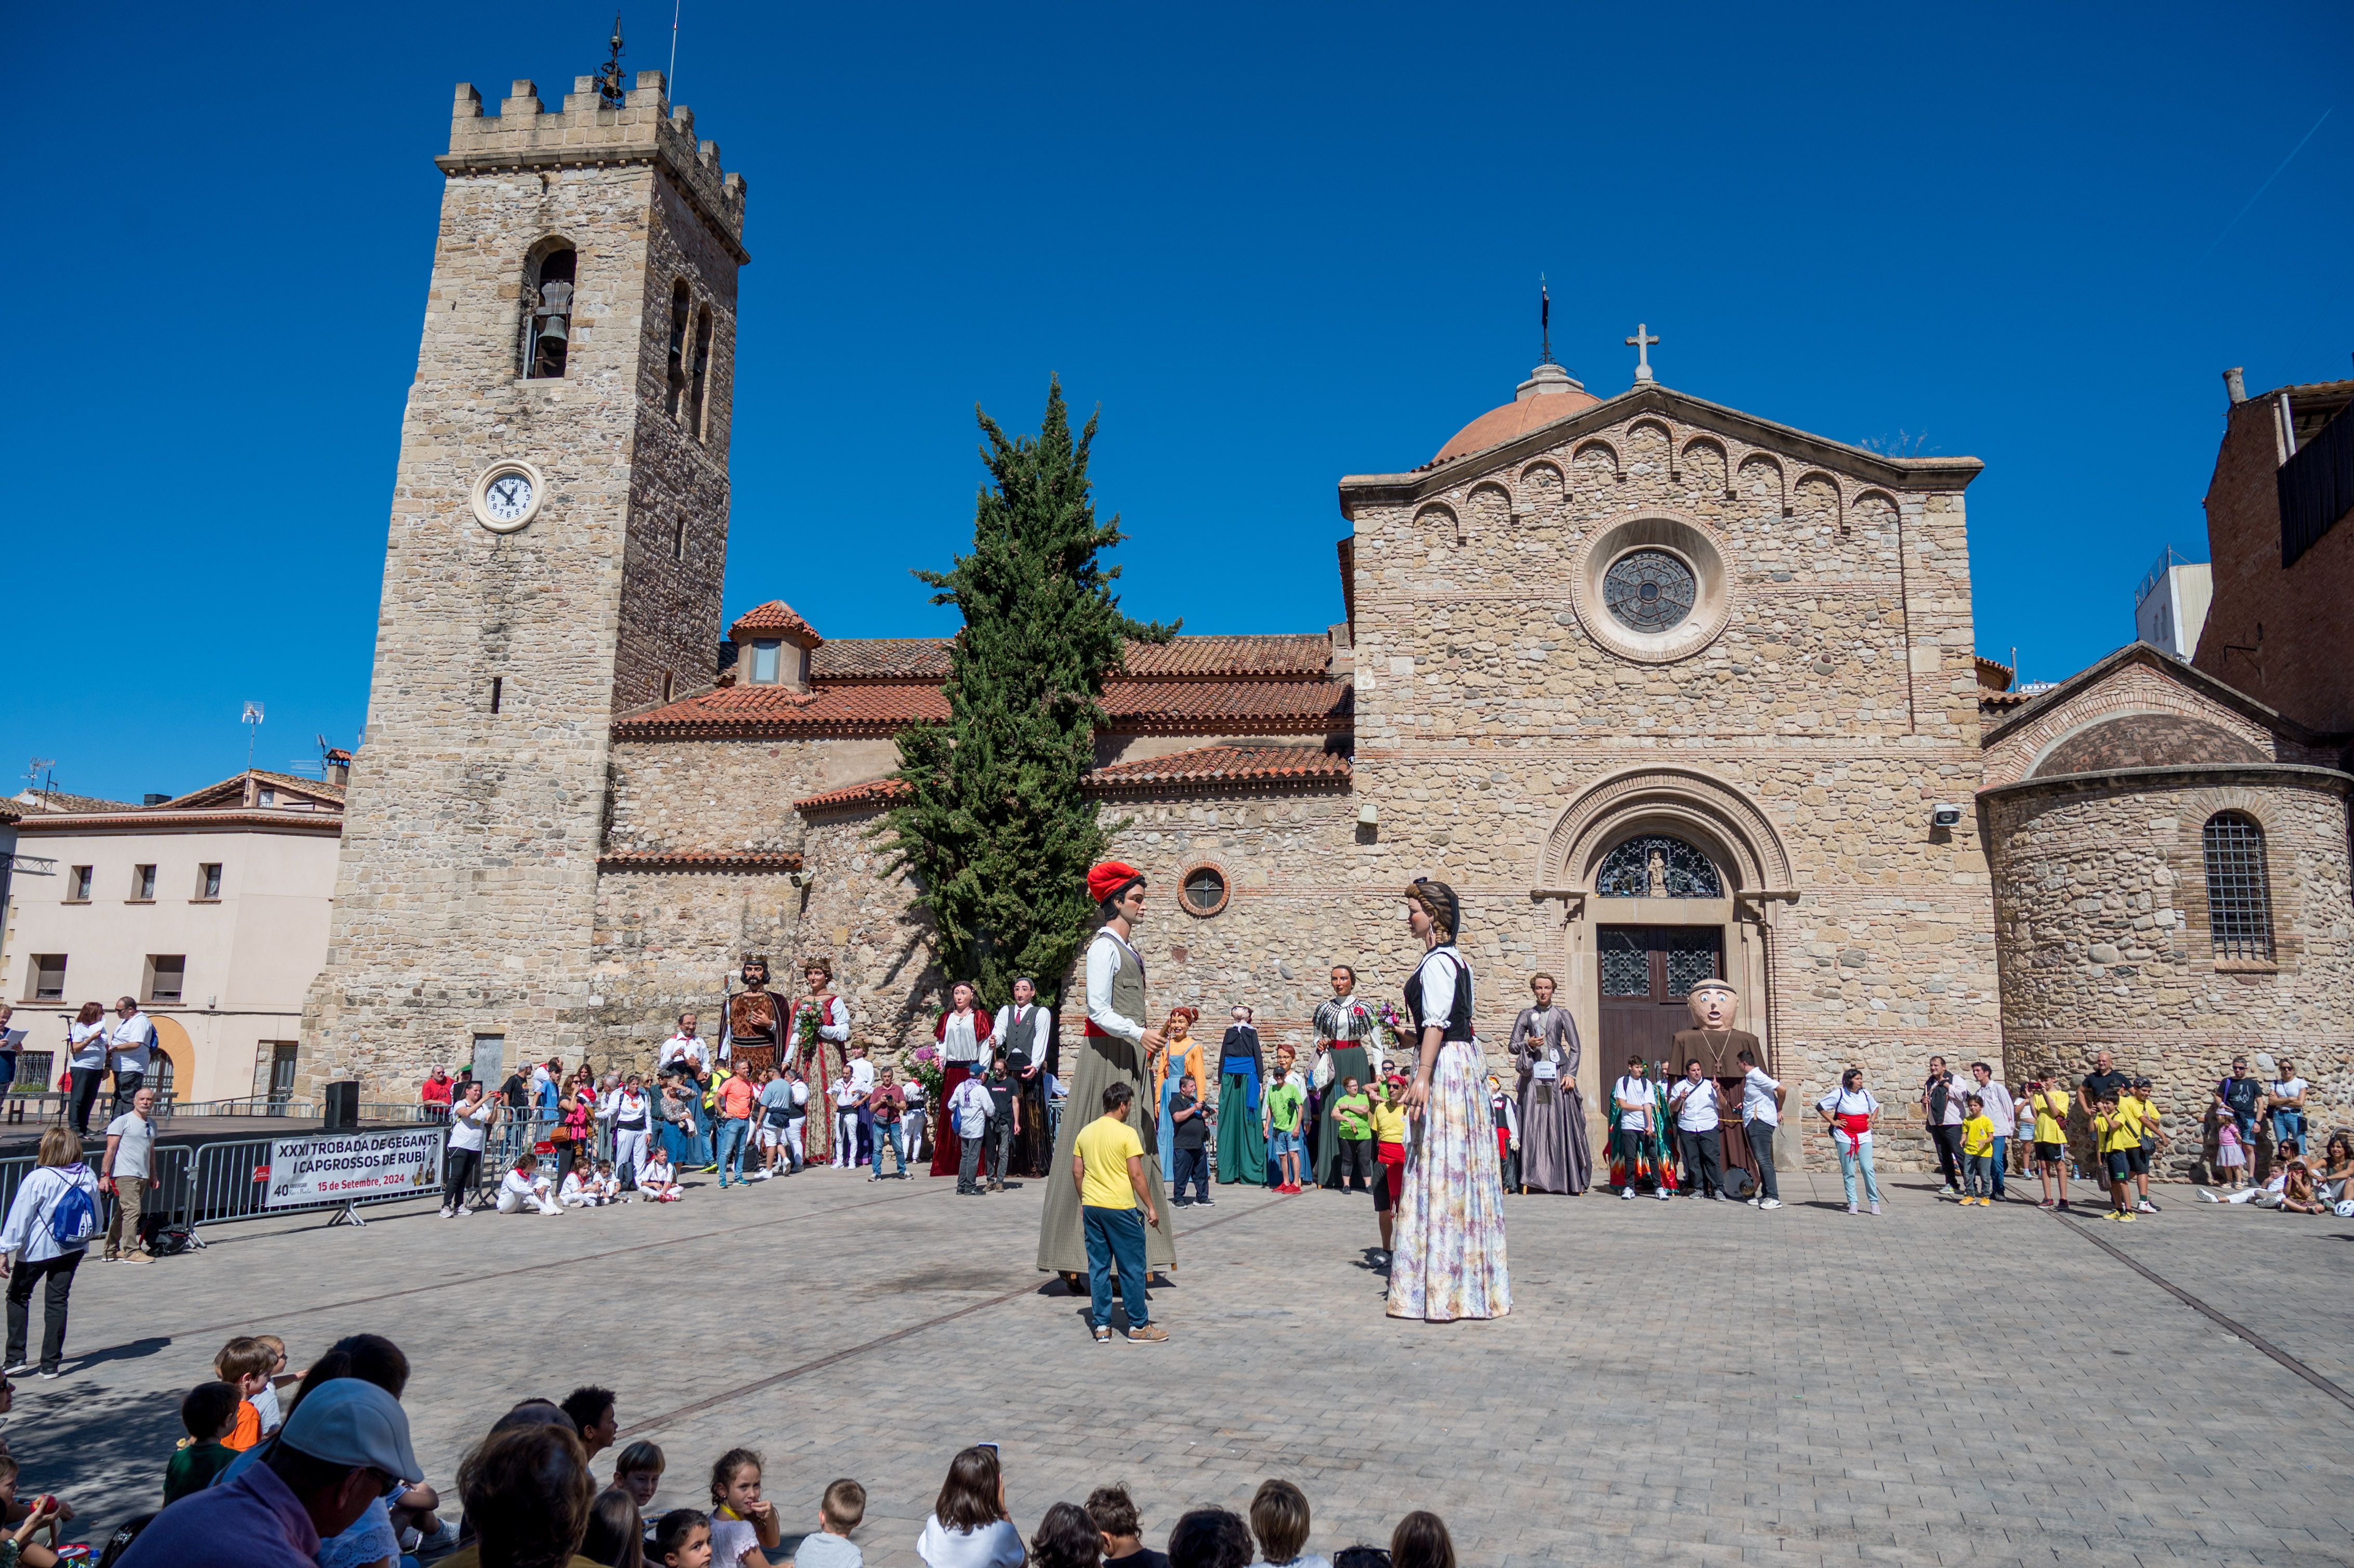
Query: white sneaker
1846 1203 1858 1214
1656 1188 1671 1200
1869 1200 1882 1215
1759 1198 1782 1210
1938 1185 1958 1196
2195 1187 2221 1203
1620 1188 1634 1200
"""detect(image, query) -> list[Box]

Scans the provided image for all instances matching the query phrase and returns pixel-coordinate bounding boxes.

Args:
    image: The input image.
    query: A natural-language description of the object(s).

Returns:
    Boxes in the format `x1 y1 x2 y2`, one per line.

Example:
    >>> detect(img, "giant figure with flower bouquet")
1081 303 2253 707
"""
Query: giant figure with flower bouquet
790 957 852 1165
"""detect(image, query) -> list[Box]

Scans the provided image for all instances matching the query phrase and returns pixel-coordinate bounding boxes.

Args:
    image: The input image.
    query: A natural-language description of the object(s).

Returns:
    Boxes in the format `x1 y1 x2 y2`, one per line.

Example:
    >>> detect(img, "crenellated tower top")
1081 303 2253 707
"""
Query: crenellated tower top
439 70 749 262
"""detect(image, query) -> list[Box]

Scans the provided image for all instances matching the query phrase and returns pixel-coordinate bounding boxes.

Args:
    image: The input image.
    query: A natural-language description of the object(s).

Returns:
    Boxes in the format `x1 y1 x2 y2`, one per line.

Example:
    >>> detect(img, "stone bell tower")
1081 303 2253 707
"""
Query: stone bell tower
300 69 748 1095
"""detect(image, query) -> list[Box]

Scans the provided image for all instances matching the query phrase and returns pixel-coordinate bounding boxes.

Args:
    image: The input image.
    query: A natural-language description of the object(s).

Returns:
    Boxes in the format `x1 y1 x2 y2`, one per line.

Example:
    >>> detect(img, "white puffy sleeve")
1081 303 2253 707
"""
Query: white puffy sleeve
1414 952 1457 1028
820 996 851 1043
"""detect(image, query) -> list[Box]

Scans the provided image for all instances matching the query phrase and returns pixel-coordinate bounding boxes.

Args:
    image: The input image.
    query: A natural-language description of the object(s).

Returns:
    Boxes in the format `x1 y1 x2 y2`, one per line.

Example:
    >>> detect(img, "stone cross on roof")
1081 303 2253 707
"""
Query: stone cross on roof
1626 323 1660 385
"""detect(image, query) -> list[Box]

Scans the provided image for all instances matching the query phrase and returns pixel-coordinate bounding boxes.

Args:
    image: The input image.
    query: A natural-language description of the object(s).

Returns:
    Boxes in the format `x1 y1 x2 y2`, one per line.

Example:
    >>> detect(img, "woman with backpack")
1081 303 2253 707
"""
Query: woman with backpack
0 1126 101 1378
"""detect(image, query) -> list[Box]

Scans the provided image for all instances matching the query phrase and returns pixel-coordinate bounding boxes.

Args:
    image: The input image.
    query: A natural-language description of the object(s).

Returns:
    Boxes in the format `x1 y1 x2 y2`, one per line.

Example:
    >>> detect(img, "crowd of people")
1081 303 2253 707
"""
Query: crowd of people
1 1320 1469 1568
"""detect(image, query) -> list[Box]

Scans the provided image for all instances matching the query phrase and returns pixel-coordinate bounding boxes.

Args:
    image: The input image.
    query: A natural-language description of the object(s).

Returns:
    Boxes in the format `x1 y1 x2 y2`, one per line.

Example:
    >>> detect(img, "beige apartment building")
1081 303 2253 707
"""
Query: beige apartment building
4 768 345 1103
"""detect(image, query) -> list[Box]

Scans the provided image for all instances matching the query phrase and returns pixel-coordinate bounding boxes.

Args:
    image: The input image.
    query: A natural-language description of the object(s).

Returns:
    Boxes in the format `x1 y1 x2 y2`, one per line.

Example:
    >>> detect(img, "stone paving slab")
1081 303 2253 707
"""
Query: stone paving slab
8 1167 2351 1565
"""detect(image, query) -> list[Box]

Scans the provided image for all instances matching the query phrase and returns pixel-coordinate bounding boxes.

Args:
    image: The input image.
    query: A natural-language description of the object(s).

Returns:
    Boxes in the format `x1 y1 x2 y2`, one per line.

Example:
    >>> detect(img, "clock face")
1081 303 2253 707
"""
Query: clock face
485 473 534 522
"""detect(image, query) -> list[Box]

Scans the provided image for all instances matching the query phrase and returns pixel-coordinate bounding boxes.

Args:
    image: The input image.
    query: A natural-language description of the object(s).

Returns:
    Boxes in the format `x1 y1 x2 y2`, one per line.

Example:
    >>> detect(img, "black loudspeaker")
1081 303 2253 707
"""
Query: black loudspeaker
322 1080 361 1131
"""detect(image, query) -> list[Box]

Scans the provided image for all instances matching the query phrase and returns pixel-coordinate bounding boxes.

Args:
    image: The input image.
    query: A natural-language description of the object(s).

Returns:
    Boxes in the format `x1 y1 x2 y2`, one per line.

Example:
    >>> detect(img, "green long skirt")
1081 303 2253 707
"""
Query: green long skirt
1217 1072 1266 1184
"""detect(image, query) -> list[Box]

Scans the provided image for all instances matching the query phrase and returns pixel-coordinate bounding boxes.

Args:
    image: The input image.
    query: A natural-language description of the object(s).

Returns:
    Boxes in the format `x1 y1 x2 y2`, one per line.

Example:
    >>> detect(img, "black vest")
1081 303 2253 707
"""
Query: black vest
1403 949 1475 1043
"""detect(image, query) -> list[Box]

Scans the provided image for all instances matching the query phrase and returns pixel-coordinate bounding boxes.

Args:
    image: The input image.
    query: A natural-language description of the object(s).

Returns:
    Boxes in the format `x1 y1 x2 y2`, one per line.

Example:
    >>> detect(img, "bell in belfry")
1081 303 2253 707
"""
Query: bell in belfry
535 278 573 342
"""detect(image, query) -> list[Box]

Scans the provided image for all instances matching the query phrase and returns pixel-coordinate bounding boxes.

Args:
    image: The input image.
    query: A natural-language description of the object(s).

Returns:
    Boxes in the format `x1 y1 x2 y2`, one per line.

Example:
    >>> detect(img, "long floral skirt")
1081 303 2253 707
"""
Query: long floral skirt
1387 1040 1511 1322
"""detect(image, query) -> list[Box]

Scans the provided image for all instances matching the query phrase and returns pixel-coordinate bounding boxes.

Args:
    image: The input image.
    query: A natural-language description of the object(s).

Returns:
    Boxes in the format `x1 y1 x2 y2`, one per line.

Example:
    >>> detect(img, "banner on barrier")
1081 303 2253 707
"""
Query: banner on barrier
266 1129 446 1209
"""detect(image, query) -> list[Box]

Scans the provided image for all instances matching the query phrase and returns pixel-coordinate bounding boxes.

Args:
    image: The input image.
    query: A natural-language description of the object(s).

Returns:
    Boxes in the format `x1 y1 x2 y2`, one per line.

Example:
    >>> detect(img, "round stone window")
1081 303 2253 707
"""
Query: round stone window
1568 514 1733 664
1603 550 1696 633
1180 863 1230 918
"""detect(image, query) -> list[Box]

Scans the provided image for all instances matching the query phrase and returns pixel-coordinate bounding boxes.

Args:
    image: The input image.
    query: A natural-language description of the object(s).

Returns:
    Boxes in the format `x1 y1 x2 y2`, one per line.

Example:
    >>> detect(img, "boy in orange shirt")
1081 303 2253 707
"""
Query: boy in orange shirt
212 1336 277 1451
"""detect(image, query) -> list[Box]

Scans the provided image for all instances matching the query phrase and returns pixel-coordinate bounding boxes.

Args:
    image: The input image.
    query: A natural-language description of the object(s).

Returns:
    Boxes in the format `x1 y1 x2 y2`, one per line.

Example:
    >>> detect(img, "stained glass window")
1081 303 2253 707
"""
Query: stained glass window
1665 934 1721 998
2202 812 2272 962
1602 549 1696 633
1598 929 1651 996
1596 835 1722 898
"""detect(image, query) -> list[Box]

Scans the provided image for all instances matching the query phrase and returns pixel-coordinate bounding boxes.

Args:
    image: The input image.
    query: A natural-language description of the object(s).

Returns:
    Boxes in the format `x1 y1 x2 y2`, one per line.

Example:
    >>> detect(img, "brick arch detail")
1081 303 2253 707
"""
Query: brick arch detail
1987 676 2280 787
1541 766 1795 892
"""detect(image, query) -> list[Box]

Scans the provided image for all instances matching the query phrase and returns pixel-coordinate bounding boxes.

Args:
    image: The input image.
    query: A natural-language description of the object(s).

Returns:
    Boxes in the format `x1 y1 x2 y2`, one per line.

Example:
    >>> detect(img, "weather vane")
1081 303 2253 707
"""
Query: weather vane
596 13 628 109
1539 275 1553 365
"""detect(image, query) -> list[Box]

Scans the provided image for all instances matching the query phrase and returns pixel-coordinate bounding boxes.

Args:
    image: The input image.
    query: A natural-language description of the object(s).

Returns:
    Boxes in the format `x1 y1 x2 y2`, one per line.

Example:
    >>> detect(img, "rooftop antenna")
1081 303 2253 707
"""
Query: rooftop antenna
1539 275 1553 364
26 757 55 799
596 12 628 110
242 701 265 772
668 0 682 98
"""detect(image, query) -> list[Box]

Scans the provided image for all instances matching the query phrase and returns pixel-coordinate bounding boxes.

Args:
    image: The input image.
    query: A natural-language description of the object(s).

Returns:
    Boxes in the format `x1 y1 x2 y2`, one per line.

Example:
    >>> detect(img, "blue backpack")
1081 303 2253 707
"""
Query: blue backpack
47 1169 96 1247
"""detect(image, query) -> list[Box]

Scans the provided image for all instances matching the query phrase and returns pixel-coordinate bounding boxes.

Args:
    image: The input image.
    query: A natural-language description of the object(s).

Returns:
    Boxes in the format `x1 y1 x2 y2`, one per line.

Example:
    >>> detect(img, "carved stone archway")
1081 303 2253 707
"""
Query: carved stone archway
1535 768 1799 1168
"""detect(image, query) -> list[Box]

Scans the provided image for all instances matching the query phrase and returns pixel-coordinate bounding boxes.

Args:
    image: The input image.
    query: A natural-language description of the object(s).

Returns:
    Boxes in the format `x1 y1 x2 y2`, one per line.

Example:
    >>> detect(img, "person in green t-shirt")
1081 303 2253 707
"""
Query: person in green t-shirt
1265 1075 1307 1193
165 1380 242 1504
1329 1076 1375 1194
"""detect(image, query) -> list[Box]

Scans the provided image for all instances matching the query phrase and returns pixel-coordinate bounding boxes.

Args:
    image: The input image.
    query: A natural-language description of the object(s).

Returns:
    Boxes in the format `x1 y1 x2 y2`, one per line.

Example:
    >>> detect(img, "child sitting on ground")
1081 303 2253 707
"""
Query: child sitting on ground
559 1164 599 1208
251 1334 292 1435
639 1146 682 1202
164 1380 241 1503
791 1478 867 1568
496 1152 563 1214
213 1336 276 1451
656 1508 715 1568
612 1440 666 1546
0 1456 61 1568
1250 1479 1330 1568
1958 1094 1995 1206
594 1159 624 1205
1085 1484 1160 1568
708 1448 782 1568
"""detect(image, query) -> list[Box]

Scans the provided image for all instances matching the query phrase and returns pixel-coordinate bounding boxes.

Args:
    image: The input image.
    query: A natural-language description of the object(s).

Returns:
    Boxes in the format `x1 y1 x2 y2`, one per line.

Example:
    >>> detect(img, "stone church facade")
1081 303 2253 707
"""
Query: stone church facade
302 69 2352 1171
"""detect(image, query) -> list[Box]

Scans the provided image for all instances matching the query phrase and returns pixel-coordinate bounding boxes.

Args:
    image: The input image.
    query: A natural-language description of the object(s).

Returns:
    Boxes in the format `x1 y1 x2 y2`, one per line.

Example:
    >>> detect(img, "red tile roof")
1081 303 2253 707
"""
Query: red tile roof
1102 678 1352 734
807 634 1332 683
596 851 806 873
1086 744 1351 794
811 638 952 681
793 778 912 816
614 682 950 740
729 601 824 645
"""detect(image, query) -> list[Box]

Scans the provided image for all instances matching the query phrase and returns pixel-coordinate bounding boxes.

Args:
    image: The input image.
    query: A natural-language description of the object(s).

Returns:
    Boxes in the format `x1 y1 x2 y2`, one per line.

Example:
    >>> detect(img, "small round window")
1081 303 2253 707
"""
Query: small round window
1180 864 1230 918
1603 549 1696 633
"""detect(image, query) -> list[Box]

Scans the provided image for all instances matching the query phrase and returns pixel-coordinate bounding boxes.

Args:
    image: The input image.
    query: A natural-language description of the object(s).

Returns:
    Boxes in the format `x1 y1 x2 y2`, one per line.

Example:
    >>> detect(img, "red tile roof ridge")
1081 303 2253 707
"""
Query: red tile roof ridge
793 778 912 815
1087 743 1352 793
729 601 825 645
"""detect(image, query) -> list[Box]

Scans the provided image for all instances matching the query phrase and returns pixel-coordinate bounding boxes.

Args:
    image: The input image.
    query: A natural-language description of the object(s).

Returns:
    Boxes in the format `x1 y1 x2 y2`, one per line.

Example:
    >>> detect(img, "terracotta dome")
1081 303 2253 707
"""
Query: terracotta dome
1432 361 1602 464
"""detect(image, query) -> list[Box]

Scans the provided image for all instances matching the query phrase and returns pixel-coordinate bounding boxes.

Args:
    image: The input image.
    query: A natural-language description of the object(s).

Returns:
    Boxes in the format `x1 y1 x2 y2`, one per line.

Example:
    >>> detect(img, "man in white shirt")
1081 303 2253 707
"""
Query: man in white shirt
833 1046 876 1168
108 998 158 1119
101 1086 159 1262
605 1073 653 1191
1735 1048 1784 1210
1611 1057 1666 1200
658 1015 710 1077
1967 1061 2017 1200
1667 1057 1727 1201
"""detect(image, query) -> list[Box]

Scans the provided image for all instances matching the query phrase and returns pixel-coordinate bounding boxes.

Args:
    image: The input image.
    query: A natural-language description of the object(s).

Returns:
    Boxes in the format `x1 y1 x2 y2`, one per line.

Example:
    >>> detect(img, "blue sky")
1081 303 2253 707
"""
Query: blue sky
7 2 2350 803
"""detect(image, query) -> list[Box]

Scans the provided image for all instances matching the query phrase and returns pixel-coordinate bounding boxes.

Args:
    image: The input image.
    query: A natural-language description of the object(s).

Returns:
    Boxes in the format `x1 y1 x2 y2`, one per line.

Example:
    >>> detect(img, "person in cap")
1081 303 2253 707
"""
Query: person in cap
1387 879 1510 1321
120 1377 422 1568
1038 862 1176 1278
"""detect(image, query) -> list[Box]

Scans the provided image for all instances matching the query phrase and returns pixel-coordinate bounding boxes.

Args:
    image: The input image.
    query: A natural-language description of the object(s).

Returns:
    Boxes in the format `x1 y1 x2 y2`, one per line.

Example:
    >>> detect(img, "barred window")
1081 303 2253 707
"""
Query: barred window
2202 811 2273 962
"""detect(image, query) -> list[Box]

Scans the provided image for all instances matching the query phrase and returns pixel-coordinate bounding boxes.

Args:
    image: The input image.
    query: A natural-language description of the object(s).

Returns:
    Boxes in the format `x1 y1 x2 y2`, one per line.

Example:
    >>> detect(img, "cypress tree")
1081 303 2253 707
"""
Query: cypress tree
879 379 1173 1009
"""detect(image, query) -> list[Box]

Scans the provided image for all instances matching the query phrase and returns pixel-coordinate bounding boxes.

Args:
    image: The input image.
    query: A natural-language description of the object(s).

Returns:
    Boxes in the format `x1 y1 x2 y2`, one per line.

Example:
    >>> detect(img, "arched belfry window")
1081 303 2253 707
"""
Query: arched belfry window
688 306 714 437
1596 834 1722 898
2202 811 2274 962
525 245 576 378
666 280 691 417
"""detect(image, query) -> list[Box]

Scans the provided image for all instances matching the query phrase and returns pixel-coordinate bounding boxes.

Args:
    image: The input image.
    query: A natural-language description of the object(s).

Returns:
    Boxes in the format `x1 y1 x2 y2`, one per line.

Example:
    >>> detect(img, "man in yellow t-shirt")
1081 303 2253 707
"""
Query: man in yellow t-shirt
1073 1082 1166 1344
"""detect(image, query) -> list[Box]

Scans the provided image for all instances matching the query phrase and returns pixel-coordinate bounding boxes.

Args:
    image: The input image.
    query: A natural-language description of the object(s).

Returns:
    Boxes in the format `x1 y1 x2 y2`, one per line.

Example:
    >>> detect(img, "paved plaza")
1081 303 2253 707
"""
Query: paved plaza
14 1163 2354 1566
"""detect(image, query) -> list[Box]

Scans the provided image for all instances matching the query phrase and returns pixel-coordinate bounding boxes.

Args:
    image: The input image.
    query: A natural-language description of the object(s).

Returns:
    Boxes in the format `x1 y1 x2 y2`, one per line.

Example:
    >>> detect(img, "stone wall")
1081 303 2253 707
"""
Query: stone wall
1987 766 2354 1174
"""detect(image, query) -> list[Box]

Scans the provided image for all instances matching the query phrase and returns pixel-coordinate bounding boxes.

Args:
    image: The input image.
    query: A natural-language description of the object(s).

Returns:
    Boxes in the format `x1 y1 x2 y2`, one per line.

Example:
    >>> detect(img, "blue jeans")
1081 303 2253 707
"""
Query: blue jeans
715 1117 750 1184
1082 1205 1150 1330
1835 1132 1882 1207
871 1120 907 1177
1990 1134 2008 1197
2272 1110 2306 1153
